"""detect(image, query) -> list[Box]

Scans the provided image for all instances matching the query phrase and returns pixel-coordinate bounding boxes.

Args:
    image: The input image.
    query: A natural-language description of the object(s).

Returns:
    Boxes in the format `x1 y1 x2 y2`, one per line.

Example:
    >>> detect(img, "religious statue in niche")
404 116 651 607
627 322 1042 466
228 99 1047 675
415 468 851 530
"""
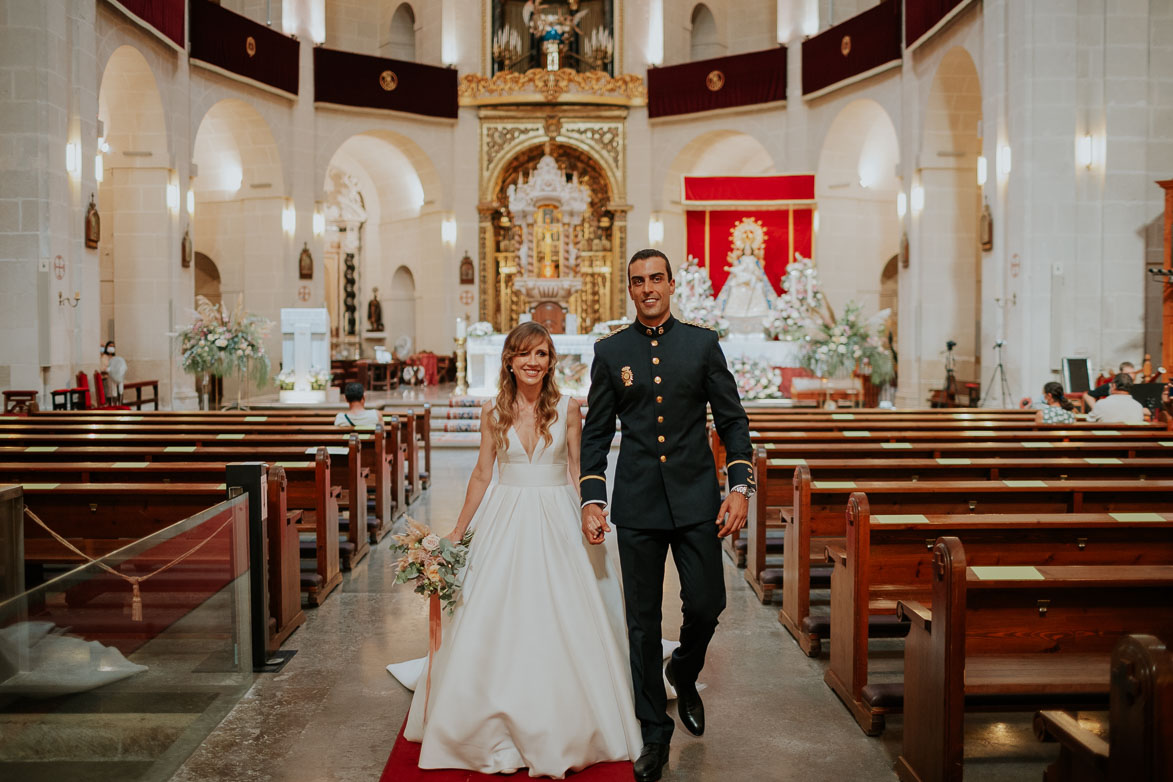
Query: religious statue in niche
459 252 475 285
367 286 384 332
84 194 100 249
298 243 313 279
716 218 777 333
181 228 192 268
980 200 994 252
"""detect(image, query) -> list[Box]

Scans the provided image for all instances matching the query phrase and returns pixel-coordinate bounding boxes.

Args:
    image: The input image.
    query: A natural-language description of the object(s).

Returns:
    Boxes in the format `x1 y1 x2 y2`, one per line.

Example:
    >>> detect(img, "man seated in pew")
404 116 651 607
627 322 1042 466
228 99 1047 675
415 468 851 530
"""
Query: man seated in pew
1088 373 1147 424
333 382 379 428
1083 360 1137 411
1033 381 1076 425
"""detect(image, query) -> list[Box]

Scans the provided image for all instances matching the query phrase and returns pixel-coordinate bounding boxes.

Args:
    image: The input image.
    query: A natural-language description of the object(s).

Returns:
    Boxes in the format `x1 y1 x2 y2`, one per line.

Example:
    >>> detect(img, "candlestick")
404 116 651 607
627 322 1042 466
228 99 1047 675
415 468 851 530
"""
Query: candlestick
456 317 466 340
454 336 469 396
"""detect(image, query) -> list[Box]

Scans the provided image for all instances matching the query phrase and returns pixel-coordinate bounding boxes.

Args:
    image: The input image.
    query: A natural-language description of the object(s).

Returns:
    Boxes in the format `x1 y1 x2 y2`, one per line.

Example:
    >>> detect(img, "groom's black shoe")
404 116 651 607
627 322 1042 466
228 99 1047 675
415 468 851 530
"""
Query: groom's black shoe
633 742 670 782
666 658 705 737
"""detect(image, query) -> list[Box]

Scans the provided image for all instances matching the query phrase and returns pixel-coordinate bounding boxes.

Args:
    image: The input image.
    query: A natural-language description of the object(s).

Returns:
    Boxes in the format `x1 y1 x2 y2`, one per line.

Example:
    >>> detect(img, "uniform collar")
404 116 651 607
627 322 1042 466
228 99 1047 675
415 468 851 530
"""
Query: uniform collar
634 314 676 338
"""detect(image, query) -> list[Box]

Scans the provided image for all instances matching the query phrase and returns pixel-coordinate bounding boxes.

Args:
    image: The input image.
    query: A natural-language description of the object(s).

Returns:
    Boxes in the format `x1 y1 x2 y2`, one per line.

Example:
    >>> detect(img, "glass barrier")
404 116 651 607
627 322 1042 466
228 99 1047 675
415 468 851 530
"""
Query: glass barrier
0 493 253 782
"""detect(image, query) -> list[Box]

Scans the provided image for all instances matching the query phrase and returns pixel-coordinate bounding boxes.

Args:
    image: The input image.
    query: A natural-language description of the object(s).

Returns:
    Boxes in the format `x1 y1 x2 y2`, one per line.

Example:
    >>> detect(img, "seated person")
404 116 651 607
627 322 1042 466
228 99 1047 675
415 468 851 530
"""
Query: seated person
1087 373 1146 424
1083 360 1136 410
333 382 380 428
1034 381 1076 425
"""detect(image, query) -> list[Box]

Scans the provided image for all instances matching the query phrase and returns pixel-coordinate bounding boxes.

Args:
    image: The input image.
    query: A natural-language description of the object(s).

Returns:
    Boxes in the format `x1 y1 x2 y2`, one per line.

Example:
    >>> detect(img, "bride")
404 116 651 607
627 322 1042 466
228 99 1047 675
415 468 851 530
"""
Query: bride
389 321 643 777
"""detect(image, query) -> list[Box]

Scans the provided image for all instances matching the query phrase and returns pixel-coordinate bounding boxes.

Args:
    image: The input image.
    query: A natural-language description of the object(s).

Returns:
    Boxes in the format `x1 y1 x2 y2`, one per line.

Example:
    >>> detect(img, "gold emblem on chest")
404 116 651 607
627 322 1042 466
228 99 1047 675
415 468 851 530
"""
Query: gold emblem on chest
620 366 634 387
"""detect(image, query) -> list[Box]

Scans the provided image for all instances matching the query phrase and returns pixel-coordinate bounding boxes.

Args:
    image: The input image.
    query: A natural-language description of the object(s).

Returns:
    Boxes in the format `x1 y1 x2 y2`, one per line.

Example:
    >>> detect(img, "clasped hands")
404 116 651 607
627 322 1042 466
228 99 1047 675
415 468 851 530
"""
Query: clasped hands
580 491 748 543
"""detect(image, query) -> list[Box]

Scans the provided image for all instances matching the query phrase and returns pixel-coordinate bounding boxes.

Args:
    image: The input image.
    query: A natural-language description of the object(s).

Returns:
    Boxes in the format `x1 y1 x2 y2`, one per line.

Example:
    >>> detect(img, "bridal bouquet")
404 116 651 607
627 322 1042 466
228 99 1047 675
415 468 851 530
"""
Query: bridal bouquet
390 518 472 615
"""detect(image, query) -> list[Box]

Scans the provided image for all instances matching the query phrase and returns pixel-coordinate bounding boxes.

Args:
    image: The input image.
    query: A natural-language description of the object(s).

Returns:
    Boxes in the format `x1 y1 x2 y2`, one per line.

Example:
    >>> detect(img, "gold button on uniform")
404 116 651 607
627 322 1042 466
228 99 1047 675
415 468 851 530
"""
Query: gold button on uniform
658 435 665 443
656 396 663 403
660 455 667 462
652 357 660 365
654 376 661 384
657 416 663 423
651 340 659 347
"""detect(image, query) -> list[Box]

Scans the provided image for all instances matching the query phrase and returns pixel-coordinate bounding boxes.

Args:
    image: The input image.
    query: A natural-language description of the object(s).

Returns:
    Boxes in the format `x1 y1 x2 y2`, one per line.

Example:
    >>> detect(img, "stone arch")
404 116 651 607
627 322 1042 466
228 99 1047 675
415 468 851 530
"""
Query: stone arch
382 2 417 60
194 252 222 307
484 135 623 207
389 265 417 356
914 45 983 400
319 128 443 212
96 44 175 404
660 129 776 206
193 99 285 198
689 4 723 61
815 98 901 316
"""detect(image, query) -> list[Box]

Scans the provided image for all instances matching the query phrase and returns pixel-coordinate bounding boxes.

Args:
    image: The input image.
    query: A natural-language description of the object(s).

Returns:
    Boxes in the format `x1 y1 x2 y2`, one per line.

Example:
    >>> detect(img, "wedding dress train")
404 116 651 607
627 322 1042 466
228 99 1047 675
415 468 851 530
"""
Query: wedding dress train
393 396 643 778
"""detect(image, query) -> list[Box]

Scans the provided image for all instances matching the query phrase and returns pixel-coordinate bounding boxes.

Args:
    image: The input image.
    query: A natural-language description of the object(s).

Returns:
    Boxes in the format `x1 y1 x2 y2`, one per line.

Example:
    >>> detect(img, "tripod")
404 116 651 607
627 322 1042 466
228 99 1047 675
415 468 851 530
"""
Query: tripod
980 342 1013 407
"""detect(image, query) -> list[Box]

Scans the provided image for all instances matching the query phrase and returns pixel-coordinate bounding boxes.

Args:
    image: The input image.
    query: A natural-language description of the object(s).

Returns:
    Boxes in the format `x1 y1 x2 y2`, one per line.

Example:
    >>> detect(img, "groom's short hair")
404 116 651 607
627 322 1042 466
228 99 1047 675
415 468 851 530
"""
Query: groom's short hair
628 249 673 282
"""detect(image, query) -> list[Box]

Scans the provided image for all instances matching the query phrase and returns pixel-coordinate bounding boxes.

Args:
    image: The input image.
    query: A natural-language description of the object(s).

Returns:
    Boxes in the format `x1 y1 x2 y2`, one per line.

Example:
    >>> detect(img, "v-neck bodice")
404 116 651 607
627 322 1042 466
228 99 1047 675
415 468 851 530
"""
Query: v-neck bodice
498 396 569 485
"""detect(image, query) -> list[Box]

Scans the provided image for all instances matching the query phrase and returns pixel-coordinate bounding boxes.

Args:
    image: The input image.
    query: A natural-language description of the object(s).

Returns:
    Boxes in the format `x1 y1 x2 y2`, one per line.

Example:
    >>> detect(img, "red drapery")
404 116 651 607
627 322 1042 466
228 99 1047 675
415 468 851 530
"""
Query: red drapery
683 175 815 296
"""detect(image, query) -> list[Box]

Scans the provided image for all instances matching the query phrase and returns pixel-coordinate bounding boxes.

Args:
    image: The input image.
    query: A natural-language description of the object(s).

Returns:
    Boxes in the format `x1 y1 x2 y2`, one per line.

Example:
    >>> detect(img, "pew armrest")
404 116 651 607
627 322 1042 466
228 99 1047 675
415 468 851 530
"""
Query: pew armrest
1034 710 1109 761
824 542 846 566
897 600 932 631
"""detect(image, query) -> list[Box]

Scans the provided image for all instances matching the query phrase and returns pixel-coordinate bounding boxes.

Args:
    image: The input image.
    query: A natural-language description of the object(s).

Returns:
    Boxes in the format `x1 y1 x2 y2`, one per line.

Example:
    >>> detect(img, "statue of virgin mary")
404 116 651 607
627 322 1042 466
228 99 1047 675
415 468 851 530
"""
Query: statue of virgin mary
715 218 777 333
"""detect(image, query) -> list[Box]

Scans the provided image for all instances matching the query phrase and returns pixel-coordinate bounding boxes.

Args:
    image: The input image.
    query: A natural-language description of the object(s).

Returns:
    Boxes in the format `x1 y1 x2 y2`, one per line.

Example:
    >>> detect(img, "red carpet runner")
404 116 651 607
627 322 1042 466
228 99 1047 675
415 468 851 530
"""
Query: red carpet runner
380 719 634 781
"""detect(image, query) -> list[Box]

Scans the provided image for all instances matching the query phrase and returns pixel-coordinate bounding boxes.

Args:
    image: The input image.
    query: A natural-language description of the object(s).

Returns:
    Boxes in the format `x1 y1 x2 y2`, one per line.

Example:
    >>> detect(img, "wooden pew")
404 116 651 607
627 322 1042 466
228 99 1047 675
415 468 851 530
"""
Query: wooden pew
779 466 1173 655
825 493 1173 734
293 448 342 606
894 537 1173 782
266 466 306 648
1034 633 1172 782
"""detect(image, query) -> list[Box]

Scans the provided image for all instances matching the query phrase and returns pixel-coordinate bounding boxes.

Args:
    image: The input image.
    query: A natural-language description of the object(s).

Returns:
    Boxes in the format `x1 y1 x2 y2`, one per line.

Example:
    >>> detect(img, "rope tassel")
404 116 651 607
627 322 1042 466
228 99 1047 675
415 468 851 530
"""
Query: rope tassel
130 578 143 622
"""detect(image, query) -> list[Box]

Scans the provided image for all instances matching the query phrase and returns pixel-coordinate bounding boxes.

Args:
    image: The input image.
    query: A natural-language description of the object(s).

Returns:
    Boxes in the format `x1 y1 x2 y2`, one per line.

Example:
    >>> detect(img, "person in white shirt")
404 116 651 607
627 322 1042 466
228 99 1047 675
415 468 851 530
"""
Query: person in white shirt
1087 373 1147 424
333 382 380 427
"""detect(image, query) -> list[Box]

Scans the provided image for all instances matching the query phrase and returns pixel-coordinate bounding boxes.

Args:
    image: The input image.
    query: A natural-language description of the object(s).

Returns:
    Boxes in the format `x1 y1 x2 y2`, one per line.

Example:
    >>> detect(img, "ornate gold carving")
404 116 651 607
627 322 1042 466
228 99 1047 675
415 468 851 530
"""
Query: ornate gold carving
706 70 725 91
246 36 256 58
621 366 633 386
379 70 398 91
543 115 562 139
562 123 622 174
484 124 544 176
459 68 647 106
841 35 852 56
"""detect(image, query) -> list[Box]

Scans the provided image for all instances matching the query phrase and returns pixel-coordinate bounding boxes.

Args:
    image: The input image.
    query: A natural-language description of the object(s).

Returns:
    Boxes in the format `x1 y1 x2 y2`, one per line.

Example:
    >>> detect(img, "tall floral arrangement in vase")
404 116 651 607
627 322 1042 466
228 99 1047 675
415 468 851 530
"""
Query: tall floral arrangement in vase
800 301 895 385
178 295 273 405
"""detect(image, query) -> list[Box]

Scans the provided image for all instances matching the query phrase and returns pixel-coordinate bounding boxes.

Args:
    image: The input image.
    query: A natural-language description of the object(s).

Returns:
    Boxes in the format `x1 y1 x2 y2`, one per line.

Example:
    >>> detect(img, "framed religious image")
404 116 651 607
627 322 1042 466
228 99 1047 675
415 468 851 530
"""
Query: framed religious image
459 251 475 285
298 242 313 280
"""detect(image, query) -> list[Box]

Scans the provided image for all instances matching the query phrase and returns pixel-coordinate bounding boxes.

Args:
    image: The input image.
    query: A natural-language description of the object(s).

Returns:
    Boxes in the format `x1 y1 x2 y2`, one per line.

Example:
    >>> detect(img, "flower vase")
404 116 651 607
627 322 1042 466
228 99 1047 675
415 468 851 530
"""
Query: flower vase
197 373 210 411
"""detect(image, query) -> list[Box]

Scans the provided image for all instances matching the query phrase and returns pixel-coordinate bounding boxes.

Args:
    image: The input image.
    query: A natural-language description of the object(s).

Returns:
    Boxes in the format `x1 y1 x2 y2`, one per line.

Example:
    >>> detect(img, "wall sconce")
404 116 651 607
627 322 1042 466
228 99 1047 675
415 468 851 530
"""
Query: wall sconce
441 0 458 65
897 191 908 219
647 0 664 66
441 216 457 246
66 142 80 179
911 184 925 215
166 182 180 214
94 154 104 183
997 144 1012 179
313 206 325 237
58 290 81 308
1077 134 1093 169
976 155 987 186
648 215 664 246
186 188 195 217
282 203 297 235
813 210 820 233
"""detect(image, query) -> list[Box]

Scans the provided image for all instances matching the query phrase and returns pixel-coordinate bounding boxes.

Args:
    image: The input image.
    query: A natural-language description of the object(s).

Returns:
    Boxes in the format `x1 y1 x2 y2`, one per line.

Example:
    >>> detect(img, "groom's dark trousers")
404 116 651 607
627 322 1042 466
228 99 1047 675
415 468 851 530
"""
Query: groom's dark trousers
618 521 725 744
579 315 754 746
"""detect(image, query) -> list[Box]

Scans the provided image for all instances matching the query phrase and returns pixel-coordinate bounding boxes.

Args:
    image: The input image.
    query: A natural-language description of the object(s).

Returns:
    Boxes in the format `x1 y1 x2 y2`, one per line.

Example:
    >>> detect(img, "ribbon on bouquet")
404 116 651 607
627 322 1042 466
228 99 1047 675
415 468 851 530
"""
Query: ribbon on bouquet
423 592 442 721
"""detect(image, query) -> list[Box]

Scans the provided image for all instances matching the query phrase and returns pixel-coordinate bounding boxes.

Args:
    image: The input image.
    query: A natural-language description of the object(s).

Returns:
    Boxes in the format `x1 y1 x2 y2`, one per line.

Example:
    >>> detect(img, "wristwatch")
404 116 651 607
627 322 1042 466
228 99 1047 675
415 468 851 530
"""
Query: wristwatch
730 484 755 499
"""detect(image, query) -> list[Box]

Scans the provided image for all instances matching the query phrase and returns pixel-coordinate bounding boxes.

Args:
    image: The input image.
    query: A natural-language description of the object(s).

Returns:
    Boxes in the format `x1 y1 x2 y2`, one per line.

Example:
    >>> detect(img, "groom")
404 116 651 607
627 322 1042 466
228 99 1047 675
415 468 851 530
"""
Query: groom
580 249 755 782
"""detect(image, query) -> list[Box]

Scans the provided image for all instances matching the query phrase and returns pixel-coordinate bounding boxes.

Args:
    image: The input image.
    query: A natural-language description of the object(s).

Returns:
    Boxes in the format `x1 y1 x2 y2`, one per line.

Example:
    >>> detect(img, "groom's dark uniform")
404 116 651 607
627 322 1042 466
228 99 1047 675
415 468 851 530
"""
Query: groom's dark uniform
580 314 754 744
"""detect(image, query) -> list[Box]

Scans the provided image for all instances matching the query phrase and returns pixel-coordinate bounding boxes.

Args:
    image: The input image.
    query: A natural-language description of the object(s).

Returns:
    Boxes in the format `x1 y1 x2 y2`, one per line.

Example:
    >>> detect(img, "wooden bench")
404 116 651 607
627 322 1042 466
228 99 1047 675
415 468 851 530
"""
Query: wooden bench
121 379 159 409
1034 633 1172 781
824 492 1173 734
894 537 1173 782
780 465 1173 655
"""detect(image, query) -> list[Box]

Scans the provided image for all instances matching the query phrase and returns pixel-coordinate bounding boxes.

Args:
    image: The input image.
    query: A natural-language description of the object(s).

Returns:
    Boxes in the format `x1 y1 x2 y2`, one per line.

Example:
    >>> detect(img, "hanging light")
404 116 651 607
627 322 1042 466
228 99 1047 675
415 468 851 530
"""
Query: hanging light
897 192 908 218
911 184 925 215
976 155 987 186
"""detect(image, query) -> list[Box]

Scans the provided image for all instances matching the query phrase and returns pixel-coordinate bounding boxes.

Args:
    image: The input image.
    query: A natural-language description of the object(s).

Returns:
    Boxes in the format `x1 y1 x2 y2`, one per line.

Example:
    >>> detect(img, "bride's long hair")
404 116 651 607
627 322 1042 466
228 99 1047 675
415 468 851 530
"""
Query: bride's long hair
491 322 561 455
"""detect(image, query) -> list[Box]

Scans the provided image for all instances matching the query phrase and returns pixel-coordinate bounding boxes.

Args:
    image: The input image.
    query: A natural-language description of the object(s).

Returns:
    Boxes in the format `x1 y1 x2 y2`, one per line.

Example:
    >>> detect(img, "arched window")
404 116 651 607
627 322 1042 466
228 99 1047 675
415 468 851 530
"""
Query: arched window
386 3 416 61
690 4 722 62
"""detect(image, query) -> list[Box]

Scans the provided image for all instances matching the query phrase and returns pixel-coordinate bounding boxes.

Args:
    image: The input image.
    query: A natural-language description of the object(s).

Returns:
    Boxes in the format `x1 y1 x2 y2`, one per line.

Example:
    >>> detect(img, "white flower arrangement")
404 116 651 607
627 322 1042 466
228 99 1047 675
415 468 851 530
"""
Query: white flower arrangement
729 355 783 400
276 368 296 391
800 301 895 385
765 254 823 341
676 256 730 337
467 321 495 338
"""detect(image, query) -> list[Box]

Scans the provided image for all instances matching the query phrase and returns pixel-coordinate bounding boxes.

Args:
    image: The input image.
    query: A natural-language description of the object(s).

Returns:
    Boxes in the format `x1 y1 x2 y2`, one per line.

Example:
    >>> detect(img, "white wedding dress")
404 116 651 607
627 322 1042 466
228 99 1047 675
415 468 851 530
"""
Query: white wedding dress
392 395 643 777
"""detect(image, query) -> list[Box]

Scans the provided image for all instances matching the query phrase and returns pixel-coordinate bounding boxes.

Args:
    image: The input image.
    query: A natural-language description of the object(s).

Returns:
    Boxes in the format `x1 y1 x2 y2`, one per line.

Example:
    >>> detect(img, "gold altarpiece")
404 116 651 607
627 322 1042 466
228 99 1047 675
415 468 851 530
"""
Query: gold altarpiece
477 109 629 333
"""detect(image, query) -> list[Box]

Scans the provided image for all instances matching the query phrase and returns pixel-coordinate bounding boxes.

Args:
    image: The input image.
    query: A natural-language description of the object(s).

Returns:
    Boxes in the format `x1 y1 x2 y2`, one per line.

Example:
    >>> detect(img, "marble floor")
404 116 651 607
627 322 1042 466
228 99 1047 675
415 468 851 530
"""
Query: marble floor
170 448 1080 782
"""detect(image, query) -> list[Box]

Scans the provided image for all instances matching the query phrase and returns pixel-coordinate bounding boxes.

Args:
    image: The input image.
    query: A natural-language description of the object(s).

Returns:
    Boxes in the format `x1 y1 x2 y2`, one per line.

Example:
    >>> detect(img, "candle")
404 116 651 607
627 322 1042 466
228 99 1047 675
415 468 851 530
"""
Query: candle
456 317 466 339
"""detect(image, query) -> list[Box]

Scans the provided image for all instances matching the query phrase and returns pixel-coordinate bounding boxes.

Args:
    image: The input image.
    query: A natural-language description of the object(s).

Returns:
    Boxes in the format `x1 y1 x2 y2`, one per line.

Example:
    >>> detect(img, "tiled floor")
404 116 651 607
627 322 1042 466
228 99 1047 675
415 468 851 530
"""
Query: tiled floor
170 448 1080 781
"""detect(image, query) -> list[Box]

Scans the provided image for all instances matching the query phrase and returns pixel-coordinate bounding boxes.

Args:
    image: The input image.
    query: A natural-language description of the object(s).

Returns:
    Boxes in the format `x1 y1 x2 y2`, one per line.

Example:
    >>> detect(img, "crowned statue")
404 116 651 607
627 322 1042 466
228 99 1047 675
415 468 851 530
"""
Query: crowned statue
716 218 778 334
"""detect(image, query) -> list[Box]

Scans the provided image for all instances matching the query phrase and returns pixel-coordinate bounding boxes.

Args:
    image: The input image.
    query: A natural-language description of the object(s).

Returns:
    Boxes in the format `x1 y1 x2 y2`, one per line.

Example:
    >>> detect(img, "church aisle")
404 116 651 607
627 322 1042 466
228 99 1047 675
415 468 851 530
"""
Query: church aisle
168 449 1062 782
